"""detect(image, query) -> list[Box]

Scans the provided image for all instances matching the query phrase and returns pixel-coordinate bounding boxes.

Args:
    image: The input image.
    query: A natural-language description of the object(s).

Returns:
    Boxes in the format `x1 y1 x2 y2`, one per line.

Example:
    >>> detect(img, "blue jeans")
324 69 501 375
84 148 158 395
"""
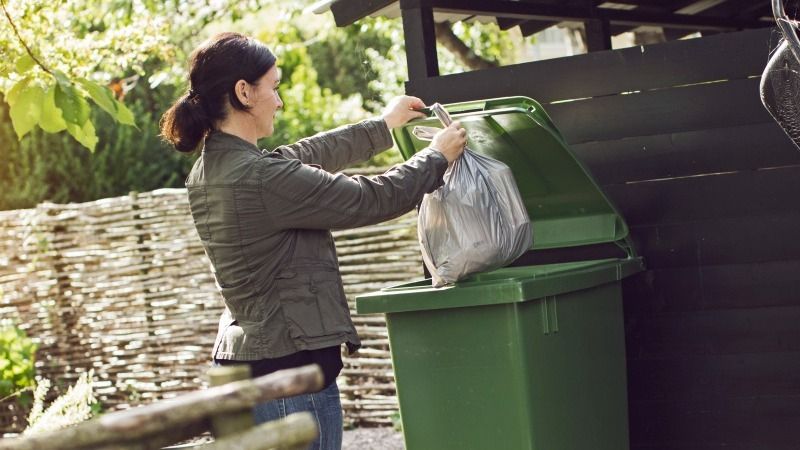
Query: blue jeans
254 381 343 450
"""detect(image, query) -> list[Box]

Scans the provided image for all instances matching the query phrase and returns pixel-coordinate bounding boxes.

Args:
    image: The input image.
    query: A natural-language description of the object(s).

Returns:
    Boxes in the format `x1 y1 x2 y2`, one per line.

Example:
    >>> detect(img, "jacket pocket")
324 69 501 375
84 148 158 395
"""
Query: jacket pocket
275 268 351 339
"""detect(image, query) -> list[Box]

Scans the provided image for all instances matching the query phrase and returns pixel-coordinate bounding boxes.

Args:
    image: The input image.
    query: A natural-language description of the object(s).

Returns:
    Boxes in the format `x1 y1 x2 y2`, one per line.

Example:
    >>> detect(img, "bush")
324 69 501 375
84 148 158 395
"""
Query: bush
0 325 37 405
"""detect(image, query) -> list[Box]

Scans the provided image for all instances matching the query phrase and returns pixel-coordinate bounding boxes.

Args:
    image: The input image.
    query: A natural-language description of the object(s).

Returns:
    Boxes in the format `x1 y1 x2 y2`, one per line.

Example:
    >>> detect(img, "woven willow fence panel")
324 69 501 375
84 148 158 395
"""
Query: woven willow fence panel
0 178 422 433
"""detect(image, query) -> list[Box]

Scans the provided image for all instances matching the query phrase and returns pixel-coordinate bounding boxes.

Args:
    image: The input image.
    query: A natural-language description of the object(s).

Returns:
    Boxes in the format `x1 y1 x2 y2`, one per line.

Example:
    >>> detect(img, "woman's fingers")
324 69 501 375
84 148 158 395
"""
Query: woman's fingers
406 96 426 110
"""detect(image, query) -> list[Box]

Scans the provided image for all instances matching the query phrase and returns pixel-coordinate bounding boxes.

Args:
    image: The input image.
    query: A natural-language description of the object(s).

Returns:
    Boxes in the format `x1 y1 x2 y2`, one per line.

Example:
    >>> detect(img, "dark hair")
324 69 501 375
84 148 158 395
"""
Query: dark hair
160 32 276 152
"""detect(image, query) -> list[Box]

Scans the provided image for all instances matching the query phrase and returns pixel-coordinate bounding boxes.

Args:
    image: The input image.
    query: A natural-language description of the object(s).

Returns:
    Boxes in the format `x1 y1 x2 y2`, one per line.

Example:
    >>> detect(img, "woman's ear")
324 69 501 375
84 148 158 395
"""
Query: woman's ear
234 79 250 106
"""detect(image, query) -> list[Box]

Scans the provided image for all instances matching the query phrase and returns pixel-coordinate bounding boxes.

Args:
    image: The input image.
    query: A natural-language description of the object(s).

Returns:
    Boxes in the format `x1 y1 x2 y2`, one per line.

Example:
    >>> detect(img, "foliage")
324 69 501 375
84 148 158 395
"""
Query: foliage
0 0 281 151
0 325 37 405
0 80 194 210
306 16 397 113
0 0 156 150
24 370 97 435
263 12 412 167
448 21 517 69
0 0 520 208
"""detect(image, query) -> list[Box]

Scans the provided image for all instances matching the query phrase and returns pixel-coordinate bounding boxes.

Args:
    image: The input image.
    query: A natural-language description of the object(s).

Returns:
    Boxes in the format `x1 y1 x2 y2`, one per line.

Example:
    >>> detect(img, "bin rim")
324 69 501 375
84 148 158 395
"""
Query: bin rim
356 257 644 315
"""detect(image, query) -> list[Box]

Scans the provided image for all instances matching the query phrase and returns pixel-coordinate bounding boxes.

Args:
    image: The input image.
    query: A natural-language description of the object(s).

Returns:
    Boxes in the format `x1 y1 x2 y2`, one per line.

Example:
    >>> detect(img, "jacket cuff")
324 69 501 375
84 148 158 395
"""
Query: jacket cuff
361 118 394 153
415 147 450 189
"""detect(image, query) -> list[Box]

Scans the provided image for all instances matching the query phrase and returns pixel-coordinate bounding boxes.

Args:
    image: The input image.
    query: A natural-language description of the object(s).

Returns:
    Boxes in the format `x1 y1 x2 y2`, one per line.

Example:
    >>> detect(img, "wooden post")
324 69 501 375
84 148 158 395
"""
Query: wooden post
584 18 612 52
582 0 611 52
401 0 439 83
207 365 255 439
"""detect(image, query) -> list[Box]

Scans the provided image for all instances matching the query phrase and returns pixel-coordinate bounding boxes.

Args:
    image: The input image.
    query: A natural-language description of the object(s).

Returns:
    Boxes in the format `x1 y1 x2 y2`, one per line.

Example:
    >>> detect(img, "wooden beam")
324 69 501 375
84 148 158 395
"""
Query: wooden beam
405 28 772 104
603 166 800 229
425 0 771 31
401 2 440 81
548 78 769 144
596 0 701 5
571 123 800 186
496 17 525 30
619 0 769 39
585 18 612 51
519 20 558 37
330 0 771 31
329 0 396 27
606 0 705 37
512 0 589 38
695 0 772 19
623 259 800 314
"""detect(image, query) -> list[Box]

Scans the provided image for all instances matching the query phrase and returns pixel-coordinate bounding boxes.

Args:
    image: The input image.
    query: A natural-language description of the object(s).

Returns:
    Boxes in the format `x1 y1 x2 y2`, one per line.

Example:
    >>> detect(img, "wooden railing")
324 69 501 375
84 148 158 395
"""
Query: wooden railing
0 365 323 450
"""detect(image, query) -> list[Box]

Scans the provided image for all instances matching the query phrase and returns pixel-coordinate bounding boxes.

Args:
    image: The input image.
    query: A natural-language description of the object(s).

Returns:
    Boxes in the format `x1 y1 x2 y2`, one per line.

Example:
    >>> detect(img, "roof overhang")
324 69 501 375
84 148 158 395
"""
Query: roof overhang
321 0 773 36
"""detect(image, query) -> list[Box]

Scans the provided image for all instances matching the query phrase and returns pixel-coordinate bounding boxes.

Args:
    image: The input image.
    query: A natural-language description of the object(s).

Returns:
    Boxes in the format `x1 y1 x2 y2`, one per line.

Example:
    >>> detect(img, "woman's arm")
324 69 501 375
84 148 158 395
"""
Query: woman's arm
270 96 427 173
260 148 448 230
271 118 391 173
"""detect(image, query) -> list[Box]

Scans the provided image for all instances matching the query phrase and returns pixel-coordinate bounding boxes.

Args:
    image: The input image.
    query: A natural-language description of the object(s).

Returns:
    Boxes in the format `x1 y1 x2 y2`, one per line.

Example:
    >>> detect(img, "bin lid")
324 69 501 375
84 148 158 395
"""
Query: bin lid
356 257 644 314
393 96 635 256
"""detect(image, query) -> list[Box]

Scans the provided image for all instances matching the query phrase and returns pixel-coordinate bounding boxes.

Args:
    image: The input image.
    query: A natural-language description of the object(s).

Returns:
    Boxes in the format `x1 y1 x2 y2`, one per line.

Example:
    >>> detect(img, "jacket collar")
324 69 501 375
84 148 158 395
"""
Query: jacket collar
203 130 260 153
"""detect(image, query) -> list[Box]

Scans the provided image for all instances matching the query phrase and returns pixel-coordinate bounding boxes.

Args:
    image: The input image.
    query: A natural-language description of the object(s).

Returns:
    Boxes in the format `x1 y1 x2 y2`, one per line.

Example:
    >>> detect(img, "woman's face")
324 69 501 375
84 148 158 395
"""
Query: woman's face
249 65 283 138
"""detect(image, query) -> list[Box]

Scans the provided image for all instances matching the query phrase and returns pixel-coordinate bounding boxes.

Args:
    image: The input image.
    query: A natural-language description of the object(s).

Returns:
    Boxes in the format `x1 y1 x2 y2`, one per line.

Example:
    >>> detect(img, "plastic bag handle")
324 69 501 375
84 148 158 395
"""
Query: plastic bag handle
430 103 453 127
774 0 800 65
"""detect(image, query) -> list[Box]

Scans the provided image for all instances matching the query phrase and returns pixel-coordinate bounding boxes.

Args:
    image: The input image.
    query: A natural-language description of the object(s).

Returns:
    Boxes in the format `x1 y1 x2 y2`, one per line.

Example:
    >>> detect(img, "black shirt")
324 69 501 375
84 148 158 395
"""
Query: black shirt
215 346 343 389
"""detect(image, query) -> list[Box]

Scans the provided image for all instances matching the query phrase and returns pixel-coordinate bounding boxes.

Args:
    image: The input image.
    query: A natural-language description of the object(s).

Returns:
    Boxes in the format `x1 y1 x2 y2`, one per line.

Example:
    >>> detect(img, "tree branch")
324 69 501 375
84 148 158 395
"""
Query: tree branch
1 0 52 74
434 21 498 71
0 386 33 403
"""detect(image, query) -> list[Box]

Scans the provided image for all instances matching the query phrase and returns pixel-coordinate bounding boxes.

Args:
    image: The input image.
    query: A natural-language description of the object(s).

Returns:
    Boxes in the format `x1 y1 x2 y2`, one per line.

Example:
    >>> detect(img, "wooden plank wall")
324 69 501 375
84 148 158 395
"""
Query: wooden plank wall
407 27 800 449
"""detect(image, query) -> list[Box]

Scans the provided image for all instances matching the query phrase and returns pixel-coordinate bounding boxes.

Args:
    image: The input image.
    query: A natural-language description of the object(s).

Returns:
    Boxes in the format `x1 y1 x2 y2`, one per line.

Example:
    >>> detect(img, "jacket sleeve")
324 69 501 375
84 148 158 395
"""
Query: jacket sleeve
259 148 448 230
270 119 393 173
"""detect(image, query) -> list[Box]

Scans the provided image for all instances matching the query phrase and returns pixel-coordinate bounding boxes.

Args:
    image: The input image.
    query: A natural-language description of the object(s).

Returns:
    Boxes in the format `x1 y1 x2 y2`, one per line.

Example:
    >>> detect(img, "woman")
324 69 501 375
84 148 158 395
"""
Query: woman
160 32 465 449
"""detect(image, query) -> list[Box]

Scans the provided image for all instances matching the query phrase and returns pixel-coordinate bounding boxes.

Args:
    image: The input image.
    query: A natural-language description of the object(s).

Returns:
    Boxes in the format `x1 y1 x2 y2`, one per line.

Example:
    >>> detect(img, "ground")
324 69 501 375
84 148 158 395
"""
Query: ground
343 427 404 449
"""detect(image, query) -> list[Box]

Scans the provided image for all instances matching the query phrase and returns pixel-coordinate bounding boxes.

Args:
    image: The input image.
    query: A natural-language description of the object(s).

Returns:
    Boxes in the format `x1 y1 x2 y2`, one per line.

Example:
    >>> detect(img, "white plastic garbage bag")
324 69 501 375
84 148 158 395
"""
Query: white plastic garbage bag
416 104 532 287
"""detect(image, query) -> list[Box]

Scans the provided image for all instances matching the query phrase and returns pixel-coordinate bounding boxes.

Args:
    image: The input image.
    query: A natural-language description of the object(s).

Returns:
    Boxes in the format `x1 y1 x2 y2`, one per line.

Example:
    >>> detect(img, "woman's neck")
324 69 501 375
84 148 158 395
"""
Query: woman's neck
215 115 258 146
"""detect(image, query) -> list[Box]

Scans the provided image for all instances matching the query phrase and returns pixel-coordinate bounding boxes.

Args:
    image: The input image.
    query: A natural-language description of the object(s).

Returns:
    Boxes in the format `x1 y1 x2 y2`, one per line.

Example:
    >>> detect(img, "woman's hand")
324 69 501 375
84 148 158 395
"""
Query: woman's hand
431 121 467 164
381 96 427 129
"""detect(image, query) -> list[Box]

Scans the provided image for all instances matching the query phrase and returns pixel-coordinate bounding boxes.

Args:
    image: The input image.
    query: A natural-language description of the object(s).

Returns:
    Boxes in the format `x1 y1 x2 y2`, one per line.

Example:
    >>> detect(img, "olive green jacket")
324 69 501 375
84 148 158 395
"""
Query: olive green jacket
186 119 448 360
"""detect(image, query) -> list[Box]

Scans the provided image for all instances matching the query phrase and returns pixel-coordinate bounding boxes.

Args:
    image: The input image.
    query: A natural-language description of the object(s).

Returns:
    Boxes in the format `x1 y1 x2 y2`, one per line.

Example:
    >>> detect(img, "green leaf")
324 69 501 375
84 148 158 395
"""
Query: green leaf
115 101 136 127
5 76 31 106
52 70 71 88
0 380 12 397
77 78 116 118
39 83 67 133
15 54 35 73
77 78 136 127
54 79 90 126
66 118 98 152
9 81 45 140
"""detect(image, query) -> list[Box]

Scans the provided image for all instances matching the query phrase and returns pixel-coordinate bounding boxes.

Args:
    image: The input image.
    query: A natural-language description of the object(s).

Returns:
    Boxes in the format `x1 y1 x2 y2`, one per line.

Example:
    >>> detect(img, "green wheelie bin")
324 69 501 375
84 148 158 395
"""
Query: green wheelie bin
356 97 644 450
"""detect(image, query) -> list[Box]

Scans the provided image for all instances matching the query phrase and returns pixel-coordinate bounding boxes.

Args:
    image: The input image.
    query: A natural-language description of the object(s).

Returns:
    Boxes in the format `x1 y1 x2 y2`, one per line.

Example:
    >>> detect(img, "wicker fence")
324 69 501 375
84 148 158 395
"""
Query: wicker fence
0 169 420 433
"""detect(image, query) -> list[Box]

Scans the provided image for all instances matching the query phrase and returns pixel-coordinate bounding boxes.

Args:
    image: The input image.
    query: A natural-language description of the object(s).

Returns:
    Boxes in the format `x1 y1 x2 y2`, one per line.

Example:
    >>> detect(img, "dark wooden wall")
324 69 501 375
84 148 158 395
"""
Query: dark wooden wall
406 27 800 449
